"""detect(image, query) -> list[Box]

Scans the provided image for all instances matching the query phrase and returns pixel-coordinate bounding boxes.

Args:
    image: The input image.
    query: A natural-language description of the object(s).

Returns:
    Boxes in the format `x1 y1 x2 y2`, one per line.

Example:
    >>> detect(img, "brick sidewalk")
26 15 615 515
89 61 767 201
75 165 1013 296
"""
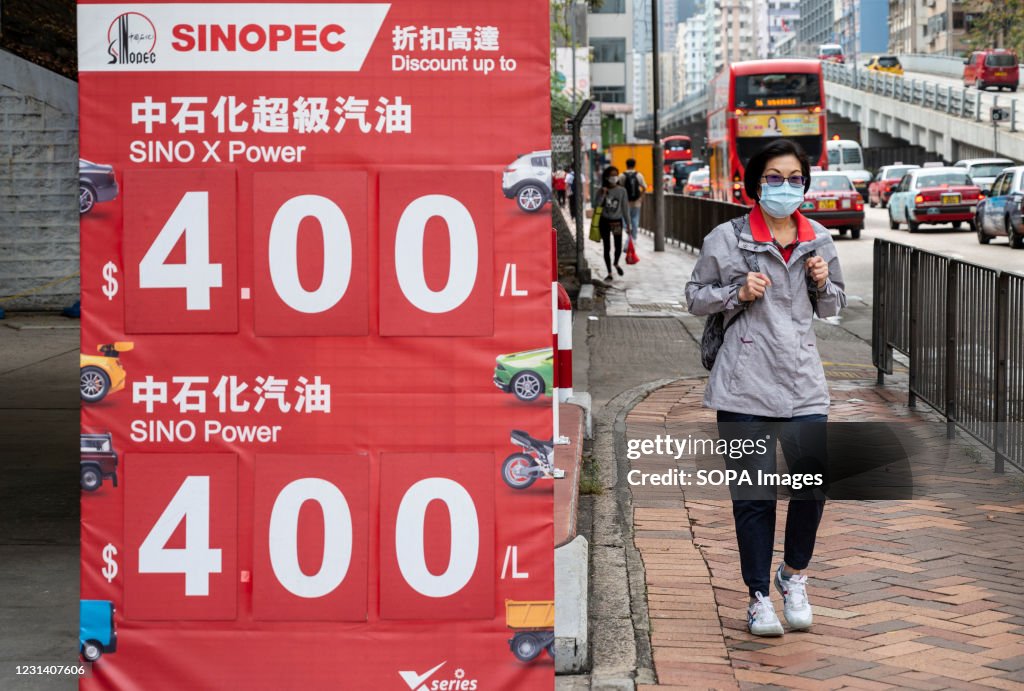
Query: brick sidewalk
628 379 1024 690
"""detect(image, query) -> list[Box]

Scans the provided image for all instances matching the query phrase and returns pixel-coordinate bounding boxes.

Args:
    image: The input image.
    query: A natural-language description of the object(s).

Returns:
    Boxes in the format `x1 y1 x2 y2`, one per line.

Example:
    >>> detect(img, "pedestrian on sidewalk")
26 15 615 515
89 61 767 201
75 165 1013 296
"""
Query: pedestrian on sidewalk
595 165 633 282
553 166 568 207
567 168 579 221
622 158 647 240
684 139 847 638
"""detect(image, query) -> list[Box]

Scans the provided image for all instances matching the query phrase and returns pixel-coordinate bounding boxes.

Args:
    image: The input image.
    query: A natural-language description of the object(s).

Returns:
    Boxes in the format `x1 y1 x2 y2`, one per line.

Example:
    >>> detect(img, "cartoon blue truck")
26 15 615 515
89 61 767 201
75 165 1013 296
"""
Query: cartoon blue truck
80 600 117 662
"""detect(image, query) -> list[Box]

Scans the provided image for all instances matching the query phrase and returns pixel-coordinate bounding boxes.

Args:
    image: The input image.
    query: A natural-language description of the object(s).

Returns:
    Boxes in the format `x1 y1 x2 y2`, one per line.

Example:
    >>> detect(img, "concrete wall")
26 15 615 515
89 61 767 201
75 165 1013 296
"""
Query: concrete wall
0 49 79 311
899 53 965 79
826 79 1024 164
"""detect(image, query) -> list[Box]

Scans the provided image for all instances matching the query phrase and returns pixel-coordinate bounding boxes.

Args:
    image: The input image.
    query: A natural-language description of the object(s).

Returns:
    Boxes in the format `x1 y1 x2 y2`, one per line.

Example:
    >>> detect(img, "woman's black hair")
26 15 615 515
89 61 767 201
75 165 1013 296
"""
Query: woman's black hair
743 138 811 201
602 165 619 181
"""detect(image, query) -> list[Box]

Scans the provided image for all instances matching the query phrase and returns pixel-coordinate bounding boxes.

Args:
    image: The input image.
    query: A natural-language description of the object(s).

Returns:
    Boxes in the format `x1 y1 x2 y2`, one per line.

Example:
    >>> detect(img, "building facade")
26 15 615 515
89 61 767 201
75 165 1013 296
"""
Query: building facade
643 51 677 114
767 0 801 57
889 0 982 55
704 0 761 82
677 14 706 98
834 0 888 61
588 0 637 141
888 0 920 54
797 0 835 53
921 0 983 55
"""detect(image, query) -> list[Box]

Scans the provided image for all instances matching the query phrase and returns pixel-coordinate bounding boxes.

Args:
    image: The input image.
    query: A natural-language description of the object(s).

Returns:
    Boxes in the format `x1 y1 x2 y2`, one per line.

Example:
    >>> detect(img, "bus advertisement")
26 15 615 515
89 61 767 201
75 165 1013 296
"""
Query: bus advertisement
706 60 828 205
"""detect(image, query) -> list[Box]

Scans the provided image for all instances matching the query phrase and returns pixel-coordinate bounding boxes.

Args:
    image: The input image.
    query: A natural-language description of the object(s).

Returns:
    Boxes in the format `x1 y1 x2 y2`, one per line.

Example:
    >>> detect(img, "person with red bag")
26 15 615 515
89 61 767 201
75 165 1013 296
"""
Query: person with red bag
624 232 639 265
594 166 632 281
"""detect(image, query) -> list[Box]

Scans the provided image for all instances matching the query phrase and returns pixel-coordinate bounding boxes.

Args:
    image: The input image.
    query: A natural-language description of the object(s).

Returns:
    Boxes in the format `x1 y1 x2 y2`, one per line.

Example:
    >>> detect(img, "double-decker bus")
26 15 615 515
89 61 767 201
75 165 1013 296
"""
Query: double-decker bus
706 60 828 205
662 135 693 165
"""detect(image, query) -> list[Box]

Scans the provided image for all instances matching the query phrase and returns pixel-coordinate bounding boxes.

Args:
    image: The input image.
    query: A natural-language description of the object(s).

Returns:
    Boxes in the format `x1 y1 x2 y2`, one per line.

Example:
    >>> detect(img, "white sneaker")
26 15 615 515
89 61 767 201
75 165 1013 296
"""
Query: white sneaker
775 565 813 630
747 592 784 637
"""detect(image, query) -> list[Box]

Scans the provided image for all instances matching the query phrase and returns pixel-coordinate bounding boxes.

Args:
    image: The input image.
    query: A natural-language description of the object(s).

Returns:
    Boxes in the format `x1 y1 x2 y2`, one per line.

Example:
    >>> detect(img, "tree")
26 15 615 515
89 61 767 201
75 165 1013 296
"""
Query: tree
965 1 1024 57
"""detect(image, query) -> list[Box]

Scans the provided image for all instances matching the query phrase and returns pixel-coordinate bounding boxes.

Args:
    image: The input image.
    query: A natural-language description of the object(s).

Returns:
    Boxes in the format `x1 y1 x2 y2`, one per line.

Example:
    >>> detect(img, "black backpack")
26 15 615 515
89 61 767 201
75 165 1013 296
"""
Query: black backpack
623 171 642 201
700 216 758 370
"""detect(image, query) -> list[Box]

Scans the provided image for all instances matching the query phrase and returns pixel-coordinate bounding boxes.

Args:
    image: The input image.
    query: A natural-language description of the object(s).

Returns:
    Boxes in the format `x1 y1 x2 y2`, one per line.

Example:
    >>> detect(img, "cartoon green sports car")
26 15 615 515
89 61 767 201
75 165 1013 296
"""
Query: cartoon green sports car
493 348 554 402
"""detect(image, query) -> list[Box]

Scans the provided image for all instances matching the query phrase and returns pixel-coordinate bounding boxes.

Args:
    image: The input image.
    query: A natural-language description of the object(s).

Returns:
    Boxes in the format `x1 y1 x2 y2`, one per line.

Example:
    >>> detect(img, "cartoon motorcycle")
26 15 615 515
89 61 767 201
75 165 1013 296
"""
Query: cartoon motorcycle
501 430 564 490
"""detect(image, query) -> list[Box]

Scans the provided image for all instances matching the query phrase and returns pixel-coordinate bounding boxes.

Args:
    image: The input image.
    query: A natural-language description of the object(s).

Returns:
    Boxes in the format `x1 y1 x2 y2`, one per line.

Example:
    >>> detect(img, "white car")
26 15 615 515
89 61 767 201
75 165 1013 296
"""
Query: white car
839 169 872 201
826 139 865 172
502 150 552 213
952 158 1014 194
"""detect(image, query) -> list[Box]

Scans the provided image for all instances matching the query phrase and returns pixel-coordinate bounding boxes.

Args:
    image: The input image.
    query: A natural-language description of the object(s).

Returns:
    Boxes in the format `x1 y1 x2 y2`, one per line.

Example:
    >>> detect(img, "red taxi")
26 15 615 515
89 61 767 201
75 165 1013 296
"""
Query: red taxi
801 171 864 238
682 169 711 198
887 166 984 233
867 163 919 208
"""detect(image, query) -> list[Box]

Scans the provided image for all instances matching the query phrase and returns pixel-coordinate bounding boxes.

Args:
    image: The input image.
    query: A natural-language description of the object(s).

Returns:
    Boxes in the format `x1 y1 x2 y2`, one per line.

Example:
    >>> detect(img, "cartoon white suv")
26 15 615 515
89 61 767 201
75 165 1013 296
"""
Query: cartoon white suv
502 150 552 213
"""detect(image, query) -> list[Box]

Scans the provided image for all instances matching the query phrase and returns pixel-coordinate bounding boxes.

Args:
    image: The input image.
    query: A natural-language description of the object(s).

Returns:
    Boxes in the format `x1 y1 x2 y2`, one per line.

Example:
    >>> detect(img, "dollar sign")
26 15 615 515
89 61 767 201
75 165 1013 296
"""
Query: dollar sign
101 543 118 583
102 262 119 301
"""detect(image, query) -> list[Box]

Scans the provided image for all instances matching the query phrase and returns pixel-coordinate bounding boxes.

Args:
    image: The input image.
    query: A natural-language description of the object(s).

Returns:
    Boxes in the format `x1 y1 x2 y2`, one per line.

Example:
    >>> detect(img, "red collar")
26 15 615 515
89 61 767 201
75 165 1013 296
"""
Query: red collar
750 205 815 247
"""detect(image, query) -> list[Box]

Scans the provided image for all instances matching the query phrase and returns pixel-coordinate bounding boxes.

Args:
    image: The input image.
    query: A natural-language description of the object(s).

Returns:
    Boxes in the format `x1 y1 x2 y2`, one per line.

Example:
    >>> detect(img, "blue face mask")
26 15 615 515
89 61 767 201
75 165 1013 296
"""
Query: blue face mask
759 182 805 218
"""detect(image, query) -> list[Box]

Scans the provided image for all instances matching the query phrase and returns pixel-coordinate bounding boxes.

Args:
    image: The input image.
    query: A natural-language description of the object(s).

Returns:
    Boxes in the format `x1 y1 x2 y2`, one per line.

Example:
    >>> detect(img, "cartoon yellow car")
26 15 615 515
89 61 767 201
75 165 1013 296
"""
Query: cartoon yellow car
80 342 134 403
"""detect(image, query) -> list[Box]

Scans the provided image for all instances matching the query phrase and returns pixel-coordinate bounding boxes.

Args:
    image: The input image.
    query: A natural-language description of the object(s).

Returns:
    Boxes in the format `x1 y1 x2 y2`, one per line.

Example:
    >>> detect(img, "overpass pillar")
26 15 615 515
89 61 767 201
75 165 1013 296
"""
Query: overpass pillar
861 124 902 149
940 131 955 162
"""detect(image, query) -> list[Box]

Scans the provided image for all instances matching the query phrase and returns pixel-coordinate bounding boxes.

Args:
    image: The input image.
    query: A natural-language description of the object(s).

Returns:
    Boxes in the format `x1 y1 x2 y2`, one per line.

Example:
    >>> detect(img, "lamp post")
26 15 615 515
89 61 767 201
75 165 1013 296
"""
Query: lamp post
651 0 666 251
946 0 953 56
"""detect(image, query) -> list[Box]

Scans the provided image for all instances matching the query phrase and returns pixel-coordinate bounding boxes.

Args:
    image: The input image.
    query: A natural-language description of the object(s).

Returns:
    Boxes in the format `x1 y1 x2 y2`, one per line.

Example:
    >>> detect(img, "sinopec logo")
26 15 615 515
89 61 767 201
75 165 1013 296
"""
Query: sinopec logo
107 12 157 65
170 22 346 53
80 4 389 72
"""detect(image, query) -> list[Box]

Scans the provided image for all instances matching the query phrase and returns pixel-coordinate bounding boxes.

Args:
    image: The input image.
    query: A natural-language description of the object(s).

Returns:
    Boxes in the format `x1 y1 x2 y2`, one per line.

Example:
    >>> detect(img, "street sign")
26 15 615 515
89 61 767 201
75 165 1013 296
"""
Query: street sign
992 107 1010 122
552 134 572 153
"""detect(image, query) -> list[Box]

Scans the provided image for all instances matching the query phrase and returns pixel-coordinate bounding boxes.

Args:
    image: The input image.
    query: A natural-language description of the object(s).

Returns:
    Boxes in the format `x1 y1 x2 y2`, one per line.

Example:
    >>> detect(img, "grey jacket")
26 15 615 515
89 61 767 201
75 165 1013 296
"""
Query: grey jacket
596 185 630 224
684 215 847 418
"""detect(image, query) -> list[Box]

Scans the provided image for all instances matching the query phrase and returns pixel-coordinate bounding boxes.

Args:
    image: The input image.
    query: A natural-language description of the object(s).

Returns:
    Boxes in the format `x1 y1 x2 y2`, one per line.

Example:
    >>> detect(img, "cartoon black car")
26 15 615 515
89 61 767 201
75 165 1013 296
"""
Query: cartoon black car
79 159 119 215
80 433 118 492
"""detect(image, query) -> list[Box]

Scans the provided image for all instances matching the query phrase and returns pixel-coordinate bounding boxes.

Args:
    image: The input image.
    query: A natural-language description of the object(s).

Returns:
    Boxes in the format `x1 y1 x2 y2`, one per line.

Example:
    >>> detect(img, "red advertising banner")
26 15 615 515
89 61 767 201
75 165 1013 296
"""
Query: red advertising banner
77 2 554 688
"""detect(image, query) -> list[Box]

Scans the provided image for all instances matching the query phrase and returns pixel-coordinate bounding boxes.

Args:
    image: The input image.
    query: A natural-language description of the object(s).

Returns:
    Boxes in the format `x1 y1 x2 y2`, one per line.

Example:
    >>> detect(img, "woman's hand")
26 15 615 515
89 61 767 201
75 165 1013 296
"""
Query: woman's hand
738 272 771 302
806 256 829 289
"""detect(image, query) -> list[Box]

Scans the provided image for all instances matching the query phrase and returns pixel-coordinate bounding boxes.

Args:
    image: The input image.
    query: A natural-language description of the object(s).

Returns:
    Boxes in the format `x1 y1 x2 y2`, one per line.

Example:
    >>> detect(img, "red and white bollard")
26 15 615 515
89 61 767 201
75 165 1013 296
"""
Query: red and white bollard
552 228 571 445
556 284 573 403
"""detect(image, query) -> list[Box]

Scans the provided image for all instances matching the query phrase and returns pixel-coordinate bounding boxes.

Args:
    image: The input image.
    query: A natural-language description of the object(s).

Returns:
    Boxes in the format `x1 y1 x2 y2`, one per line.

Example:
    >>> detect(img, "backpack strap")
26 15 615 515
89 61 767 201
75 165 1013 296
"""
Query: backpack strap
804 248 819 309
729 215 760 273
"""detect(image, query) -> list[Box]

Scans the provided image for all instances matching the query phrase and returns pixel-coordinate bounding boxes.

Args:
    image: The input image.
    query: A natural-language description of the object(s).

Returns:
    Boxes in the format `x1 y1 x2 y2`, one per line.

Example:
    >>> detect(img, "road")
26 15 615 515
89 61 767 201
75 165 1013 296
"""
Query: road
827 204 1024 307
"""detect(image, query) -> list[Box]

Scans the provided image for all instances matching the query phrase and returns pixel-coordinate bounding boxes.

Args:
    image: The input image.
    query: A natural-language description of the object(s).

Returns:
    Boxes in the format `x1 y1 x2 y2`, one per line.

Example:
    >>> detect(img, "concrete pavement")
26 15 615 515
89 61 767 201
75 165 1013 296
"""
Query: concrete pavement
0 314 79 691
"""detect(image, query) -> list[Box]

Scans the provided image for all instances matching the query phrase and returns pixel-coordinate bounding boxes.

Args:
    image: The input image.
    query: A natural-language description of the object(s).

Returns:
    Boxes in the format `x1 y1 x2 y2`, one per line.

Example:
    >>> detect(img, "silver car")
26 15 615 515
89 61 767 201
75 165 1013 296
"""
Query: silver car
952 157 1013 195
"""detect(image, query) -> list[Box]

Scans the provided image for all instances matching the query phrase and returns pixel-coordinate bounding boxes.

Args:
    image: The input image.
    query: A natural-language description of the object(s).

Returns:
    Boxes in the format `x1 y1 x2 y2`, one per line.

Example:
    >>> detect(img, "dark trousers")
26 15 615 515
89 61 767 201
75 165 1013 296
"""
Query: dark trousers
599 217 623 275
717 411 827 597
556 189 566 206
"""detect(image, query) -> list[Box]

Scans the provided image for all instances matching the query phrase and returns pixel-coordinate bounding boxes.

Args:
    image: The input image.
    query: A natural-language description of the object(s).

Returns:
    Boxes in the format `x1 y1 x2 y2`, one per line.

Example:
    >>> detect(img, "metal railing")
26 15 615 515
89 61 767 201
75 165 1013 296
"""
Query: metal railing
638 59 1024 141
873 238 1024 472
639 193 747 250
822 61 1021 132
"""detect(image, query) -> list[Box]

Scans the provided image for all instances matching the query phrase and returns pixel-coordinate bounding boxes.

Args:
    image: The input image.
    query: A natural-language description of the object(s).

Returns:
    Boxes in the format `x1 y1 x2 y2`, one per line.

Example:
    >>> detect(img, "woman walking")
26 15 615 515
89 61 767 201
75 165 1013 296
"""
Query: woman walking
595 165 633 282
684 139 846 637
